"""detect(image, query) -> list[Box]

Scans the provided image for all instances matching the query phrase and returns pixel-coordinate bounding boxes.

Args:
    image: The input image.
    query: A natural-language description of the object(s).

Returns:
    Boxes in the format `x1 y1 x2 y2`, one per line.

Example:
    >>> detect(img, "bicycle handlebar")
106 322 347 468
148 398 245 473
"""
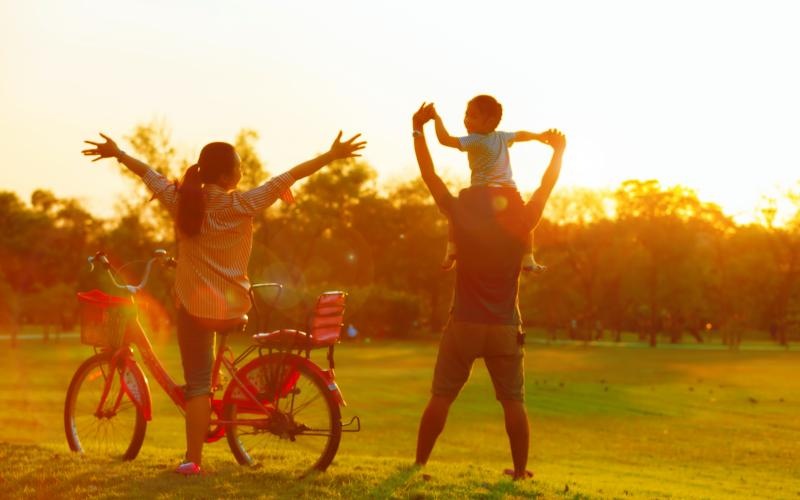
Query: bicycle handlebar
88 249 175 295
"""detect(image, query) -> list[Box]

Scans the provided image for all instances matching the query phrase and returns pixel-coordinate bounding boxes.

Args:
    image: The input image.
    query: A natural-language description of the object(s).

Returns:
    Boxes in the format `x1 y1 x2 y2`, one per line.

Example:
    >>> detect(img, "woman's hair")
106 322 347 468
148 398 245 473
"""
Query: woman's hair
177 142 238 237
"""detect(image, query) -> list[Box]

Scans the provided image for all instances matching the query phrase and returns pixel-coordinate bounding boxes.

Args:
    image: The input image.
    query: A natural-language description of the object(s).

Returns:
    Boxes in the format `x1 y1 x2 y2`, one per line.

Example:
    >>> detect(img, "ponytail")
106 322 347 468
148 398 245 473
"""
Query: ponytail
177 164 205 237
176 142 238 238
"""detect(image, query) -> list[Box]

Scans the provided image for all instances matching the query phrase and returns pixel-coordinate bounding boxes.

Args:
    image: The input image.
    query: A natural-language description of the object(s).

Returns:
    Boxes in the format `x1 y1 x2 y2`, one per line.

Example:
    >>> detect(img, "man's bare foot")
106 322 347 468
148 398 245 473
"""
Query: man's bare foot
410 463 431 481
504 468 534 480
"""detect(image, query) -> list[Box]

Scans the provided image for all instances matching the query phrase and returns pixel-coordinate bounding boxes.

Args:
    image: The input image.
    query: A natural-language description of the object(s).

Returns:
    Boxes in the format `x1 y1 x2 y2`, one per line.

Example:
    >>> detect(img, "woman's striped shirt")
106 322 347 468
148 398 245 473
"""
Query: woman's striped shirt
141 168 295 320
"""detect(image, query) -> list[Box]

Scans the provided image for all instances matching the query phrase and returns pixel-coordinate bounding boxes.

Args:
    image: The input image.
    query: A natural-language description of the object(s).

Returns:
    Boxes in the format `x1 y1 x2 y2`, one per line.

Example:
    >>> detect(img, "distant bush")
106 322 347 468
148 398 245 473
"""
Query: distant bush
347 286 422 339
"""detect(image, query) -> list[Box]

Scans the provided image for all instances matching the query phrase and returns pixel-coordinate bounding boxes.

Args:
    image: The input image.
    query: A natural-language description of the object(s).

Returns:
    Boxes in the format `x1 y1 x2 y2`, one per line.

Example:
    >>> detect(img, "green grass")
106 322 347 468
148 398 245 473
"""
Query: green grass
1 334 799 499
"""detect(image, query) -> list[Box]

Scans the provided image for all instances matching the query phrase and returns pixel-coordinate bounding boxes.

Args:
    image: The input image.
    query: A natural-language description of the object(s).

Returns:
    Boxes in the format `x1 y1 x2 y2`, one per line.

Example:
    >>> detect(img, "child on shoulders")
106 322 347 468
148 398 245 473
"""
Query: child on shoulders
432 94 548 273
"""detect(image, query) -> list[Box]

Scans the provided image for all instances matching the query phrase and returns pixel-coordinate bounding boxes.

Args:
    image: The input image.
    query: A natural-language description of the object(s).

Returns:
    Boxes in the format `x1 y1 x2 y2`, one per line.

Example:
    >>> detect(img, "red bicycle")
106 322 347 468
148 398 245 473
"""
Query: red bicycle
64 249 360 473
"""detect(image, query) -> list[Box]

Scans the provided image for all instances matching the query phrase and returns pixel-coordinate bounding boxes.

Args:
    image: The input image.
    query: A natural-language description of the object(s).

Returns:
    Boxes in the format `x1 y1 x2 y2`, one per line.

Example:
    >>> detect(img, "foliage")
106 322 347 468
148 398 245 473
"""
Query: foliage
347 285 423 338
2 121 800 347
234 128 268 190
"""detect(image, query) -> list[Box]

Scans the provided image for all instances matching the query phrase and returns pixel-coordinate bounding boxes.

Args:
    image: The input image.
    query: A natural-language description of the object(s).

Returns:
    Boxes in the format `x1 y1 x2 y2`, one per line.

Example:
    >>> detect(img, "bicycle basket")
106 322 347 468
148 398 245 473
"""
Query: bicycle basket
76 289 135 347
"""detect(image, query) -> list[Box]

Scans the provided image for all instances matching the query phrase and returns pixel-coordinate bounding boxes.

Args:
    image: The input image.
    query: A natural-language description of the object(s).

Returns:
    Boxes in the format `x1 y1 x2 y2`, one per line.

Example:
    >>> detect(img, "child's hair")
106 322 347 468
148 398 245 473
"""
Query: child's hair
469 95 503 131
177 142 238 237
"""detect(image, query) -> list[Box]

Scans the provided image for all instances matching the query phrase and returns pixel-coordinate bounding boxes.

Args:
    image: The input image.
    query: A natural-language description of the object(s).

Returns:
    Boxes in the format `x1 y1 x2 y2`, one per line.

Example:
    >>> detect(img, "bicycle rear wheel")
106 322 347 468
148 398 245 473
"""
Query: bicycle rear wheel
64 352 146 460
224 354 342 473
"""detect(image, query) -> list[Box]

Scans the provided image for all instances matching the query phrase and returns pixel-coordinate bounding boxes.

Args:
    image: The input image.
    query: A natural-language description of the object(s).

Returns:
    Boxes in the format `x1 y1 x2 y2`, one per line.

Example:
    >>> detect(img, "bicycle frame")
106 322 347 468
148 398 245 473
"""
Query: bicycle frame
95 316 337 435
70 248 361 474
83 250 350 444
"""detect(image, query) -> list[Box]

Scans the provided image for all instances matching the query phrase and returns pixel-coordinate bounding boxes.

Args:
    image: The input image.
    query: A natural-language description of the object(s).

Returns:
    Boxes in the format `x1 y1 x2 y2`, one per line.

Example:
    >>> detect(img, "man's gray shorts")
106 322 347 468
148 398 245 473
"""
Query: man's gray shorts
432 320 525 402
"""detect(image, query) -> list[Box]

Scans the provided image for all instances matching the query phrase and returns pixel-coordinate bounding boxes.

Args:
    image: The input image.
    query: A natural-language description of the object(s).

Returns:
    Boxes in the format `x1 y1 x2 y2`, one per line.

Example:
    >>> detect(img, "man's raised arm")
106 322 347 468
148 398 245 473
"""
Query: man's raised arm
413 103 453 211
525 129 566 227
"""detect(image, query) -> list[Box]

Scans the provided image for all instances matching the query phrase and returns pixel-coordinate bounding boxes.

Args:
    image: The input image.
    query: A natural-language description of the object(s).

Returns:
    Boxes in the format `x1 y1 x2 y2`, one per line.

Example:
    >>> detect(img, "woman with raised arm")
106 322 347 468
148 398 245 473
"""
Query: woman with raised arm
82 131 365 475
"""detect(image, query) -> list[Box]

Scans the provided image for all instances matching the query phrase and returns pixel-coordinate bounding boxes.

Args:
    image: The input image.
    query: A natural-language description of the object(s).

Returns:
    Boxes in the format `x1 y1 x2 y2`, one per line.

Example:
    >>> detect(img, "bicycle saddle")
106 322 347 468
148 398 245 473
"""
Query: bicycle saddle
194 314 249 333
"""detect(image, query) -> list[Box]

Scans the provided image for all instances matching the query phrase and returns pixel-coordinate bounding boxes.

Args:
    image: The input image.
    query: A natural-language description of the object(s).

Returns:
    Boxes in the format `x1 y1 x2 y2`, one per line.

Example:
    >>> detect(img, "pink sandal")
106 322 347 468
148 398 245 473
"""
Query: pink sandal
175 462 202 476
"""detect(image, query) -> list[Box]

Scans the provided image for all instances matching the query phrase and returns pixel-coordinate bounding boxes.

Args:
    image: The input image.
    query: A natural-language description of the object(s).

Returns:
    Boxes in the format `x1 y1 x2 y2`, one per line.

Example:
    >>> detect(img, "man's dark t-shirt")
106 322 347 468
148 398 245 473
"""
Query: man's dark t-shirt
443 186 535 325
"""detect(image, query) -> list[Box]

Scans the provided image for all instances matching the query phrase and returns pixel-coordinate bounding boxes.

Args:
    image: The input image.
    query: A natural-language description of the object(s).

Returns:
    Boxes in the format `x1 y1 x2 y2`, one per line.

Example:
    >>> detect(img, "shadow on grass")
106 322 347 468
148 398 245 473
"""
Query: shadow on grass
366 463 421 498
0 442 305 498
361 463 544 500
483 478 525 499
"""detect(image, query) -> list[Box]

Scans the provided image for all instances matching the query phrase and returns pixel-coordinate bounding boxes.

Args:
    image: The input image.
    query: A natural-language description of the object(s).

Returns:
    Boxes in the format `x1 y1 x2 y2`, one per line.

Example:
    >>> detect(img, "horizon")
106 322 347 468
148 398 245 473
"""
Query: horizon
2 1 799 224
8 162 796 228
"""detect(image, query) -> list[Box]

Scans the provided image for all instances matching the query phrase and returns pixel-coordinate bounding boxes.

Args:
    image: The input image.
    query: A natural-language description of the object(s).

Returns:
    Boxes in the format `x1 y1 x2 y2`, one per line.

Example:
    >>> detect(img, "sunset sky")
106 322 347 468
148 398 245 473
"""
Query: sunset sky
1 1 798 222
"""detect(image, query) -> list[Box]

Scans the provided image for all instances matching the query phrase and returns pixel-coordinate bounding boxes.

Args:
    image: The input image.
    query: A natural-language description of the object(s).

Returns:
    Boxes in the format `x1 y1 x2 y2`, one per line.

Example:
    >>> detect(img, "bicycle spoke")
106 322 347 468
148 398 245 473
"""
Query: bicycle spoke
65 353 145 460
285 391 323 416
225 356 341 472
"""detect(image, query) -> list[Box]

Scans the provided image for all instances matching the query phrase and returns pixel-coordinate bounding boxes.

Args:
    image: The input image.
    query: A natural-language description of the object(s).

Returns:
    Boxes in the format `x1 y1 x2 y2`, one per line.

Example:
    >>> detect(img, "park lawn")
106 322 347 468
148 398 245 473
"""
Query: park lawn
0 334 799 499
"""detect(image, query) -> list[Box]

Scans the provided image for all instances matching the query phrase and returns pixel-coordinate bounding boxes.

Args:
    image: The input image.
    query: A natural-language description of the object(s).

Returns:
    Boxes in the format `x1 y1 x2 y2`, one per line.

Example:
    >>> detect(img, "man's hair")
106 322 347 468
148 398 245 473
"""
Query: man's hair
469 95 503 131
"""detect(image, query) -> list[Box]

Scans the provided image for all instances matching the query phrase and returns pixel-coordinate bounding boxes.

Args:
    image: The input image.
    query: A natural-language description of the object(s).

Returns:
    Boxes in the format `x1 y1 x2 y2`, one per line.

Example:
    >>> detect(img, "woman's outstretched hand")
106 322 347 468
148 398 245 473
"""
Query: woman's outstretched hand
82 133 122 161
329 131 367 160
289 132 367 180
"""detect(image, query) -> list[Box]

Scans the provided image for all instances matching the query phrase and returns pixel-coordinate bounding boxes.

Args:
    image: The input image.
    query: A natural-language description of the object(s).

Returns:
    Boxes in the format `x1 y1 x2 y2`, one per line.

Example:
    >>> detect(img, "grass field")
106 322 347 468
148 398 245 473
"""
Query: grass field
1 333 798 499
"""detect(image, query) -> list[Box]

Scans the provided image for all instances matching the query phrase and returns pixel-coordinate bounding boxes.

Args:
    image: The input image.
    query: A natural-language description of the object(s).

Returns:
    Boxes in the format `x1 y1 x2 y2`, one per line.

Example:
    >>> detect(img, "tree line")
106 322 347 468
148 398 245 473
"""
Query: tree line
2 121 799 346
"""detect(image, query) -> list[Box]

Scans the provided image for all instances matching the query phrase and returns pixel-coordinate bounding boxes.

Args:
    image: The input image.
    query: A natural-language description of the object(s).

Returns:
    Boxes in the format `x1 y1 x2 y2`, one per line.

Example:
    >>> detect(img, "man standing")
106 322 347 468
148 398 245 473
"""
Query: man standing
411 103 566 479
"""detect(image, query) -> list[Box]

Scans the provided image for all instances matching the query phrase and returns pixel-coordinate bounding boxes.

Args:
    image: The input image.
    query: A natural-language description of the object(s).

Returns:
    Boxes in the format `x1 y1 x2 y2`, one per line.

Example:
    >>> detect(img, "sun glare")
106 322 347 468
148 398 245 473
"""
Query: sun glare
0 2 798 224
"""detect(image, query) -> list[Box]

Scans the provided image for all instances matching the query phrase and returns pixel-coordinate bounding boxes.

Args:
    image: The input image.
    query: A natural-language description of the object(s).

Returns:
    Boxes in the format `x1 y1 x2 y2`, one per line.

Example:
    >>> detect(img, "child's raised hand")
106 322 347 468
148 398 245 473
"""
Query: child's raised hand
82 133 122 162
539 128 566 151
328 131 367 160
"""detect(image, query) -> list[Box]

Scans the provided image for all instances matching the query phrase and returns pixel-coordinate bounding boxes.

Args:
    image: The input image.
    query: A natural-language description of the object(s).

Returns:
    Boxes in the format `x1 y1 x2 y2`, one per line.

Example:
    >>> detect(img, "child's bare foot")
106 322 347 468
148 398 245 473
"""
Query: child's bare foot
522 254 546 274
441 242 457 271
503 468 534 480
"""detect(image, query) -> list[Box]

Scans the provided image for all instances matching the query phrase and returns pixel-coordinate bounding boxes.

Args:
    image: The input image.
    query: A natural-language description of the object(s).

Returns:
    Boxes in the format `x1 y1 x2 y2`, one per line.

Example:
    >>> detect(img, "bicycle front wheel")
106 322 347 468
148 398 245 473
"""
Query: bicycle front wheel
64 352 147 460
224 354 342 473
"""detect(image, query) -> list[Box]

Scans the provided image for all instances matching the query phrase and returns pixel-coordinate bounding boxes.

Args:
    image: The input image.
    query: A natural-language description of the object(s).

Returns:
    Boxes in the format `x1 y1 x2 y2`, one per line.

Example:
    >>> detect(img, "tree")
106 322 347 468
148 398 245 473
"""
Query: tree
0 190 102 344
117 118 182 243
760 188 800 346
234 129 268 190
374 178 452 331
613 180 728 346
